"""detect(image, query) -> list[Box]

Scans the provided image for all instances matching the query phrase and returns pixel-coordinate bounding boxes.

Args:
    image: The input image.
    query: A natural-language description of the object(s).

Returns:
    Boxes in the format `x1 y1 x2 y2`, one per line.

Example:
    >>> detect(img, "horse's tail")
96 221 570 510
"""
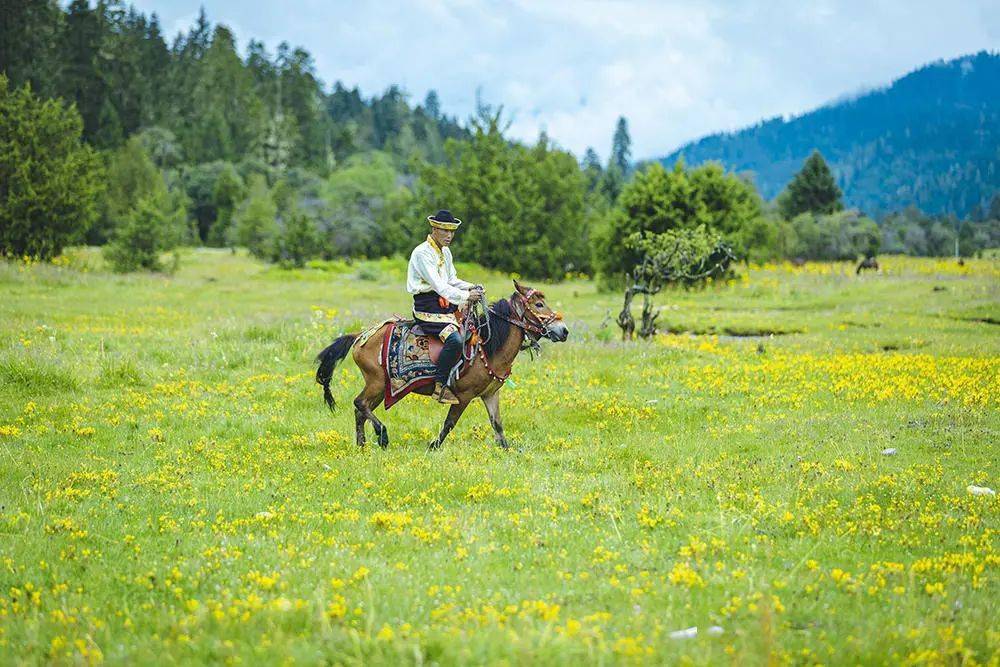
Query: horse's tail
315 333 359 411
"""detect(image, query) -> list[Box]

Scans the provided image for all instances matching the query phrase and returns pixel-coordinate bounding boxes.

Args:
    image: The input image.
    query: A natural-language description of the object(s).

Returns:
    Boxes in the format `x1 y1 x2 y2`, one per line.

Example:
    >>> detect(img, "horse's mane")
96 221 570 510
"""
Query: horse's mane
474 298 515 357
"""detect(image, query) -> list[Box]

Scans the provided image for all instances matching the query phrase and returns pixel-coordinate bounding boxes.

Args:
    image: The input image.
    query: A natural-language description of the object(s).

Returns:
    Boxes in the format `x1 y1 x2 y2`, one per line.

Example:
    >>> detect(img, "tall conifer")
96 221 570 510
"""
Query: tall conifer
778 150 844 219
610 116 631 175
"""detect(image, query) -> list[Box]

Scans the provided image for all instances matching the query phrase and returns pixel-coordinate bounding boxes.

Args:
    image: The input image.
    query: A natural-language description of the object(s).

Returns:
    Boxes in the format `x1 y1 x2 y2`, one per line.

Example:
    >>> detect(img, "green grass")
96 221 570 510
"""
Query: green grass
0 249 997 665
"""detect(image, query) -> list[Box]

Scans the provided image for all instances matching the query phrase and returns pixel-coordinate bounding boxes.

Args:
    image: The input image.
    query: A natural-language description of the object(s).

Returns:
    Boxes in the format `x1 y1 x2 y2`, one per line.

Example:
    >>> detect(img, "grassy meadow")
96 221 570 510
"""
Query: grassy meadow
1 249 998 665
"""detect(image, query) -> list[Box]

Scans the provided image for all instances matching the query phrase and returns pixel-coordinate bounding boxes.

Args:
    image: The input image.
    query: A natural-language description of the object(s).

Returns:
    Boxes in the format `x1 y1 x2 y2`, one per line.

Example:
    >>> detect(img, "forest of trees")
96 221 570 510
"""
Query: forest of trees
1 2 998 281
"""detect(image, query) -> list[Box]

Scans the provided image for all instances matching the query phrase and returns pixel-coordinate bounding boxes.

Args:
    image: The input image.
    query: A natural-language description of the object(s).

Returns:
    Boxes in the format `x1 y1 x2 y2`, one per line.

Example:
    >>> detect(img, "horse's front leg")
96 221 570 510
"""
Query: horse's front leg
428 401 468 451
481 391 509 450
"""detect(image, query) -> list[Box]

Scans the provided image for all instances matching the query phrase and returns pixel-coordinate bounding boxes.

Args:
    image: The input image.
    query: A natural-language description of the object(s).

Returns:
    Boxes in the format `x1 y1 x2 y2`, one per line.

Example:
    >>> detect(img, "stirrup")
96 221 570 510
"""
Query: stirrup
434 382 459 405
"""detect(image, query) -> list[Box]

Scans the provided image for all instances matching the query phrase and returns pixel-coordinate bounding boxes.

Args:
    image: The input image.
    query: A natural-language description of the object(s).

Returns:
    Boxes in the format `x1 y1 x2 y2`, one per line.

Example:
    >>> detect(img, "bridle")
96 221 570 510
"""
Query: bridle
489 289 562 345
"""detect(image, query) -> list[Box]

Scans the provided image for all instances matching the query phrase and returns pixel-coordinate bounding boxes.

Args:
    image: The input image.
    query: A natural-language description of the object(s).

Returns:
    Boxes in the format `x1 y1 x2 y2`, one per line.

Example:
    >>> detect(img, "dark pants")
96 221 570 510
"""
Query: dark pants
436 333 463 385
412 292 458 339
412 292 462 385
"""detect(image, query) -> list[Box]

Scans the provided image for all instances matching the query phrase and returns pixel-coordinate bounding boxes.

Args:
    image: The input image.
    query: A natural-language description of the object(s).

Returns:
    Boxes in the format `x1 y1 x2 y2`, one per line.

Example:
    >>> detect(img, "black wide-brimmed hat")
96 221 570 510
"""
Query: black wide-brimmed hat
427 209 462 230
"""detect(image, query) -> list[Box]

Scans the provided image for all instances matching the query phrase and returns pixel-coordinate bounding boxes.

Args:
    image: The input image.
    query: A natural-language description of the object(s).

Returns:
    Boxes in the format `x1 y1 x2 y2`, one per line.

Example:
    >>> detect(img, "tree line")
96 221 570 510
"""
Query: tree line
2 2 467 169
2 2 998 280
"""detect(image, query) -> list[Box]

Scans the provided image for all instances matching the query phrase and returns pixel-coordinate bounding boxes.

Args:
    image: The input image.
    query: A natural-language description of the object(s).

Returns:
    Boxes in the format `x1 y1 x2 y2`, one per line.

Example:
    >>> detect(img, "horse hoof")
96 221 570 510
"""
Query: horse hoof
378 430 389 449
428 440 440 451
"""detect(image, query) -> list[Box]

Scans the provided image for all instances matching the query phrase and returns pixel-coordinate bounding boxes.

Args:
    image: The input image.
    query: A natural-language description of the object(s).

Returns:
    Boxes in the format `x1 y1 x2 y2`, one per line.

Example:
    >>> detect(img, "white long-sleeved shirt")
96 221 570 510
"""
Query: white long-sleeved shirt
406 237 476 306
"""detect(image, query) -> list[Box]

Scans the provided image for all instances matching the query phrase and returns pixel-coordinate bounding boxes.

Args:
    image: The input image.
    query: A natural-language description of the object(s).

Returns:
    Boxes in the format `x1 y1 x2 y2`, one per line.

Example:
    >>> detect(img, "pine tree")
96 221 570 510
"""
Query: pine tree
101 4 148 141
610 116 631 175
598 164 625 203
276 42 327 168
778 150 844 219
247 40 293 174
0 0 63 99
0 76 104 259
424 90 441 119
138 13 170 127
187 25 262 162
93 96 123 148
168 7 212 149
581 147 603 192
372 85 407 148
61 0 106 141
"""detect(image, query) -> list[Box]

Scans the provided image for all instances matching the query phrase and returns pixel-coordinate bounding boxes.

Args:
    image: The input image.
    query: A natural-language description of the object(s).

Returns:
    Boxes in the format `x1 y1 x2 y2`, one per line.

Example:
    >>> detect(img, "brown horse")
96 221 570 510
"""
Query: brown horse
856 255 879 274
315 280 569 450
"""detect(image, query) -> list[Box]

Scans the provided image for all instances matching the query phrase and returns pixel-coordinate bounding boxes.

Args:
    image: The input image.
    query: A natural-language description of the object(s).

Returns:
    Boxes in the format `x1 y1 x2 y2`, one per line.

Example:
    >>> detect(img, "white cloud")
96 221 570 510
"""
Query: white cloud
131 0 1000 160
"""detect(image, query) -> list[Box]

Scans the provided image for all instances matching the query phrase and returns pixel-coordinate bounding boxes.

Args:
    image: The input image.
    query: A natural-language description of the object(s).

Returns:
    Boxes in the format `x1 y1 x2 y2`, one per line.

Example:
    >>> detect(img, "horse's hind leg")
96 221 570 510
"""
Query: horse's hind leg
368 391 388 449
351 327 390 449
353 397 367 447
353 374 388 448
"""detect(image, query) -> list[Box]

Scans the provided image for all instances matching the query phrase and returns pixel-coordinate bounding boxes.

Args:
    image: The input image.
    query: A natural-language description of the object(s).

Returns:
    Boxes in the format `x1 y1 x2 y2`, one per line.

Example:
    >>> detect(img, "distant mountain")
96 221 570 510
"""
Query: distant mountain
659 51 1000 218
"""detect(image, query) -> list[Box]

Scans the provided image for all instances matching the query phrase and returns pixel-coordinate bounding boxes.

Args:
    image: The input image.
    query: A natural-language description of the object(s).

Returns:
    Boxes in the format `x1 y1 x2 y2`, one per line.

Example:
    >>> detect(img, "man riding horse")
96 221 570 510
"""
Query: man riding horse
314 209 570 451
407 209 484 404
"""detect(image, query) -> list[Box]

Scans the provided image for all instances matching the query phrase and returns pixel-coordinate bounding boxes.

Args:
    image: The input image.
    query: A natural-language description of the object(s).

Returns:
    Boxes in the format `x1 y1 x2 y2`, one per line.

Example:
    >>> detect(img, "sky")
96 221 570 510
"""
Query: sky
130 0 1000 161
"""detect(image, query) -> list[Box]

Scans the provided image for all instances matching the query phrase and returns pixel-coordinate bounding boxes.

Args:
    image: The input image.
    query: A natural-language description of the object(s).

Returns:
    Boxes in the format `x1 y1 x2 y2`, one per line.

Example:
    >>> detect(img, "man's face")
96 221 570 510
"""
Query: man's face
431 227 455 247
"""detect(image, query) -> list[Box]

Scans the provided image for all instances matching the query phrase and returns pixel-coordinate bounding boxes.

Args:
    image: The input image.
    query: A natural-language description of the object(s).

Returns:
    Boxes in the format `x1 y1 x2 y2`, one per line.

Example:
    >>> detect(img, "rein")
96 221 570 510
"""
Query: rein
458 291 557 385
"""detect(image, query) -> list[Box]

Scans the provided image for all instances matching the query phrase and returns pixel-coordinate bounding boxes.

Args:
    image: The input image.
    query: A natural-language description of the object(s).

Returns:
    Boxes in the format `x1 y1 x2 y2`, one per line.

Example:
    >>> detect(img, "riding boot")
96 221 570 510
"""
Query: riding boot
434 332 463 403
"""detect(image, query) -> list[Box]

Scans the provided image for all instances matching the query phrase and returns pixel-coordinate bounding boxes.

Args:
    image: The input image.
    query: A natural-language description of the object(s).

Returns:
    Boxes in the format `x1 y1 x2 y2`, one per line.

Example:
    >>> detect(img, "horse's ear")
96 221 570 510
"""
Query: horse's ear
513 279 525 293
511 294 525 316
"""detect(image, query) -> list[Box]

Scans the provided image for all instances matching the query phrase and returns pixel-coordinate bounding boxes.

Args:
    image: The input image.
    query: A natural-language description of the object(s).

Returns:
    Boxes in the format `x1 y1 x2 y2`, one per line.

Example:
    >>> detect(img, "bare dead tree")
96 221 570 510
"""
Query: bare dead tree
617 287 636 340
617 229 736 341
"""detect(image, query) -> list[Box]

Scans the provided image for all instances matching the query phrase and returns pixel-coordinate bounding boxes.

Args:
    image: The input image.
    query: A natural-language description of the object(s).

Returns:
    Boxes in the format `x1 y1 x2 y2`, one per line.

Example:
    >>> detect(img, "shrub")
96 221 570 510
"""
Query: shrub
275 209 319 268
231 174 278 259
104 187 188 272
207 163 245 246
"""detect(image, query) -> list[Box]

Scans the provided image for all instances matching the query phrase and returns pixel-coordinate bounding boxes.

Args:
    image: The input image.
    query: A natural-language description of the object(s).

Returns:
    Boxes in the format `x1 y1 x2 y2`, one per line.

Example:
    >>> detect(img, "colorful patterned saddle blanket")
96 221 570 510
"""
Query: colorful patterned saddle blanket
379 320 471 410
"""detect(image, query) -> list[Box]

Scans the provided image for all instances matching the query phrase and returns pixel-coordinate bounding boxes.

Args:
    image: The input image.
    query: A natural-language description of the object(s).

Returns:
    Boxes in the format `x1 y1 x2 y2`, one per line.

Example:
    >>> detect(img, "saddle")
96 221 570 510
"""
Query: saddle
406 324 446 358
379 319 472 410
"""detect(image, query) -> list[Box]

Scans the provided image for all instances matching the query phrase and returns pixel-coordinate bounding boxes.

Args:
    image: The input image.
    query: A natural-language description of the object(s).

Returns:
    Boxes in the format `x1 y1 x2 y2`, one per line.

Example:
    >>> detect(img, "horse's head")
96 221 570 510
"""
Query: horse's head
512 280 569 342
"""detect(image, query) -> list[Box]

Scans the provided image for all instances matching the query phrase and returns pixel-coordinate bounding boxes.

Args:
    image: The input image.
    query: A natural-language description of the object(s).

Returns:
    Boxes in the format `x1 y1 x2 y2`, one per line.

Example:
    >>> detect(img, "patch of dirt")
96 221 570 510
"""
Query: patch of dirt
660 324 803 337
949 316 1000 326
876 339 929 352
840 320 882 328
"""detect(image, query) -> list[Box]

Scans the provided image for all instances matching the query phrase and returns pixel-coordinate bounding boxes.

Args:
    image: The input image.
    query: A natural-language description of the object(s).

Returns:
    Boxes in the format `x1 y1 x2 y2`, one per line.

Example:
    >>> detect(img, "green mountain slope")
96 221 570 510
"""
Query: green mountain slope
660 51 1000 217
